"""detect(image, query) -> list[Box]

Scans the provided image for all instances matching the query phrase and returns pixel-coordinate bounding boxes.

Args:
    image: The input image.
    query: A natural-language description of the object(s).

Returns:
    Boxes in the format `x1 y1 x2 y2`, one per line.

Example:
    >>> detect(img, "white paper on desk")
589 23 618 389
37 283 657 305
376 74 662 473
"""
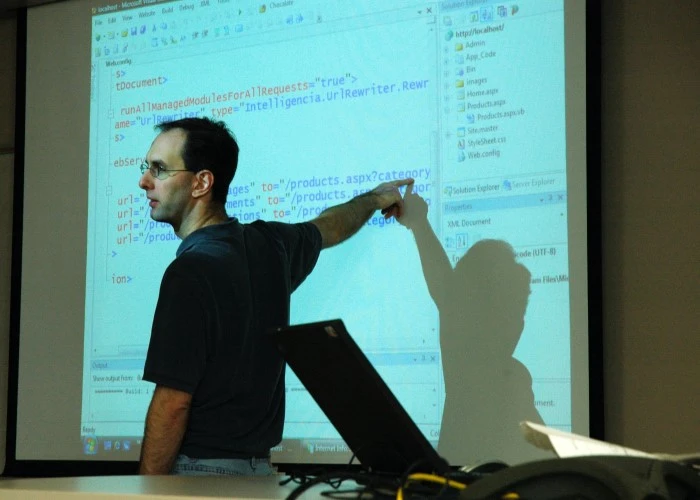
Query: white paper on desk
520 421 657 459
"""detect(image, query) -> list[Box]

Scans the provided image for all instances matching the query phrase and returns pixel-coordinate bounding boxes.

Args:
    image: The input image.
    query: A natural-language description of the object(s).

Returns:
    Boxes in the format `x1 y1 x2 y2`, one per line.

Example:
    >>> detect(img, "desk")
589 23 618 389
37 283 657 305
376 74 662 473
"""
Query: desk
0 475 316 499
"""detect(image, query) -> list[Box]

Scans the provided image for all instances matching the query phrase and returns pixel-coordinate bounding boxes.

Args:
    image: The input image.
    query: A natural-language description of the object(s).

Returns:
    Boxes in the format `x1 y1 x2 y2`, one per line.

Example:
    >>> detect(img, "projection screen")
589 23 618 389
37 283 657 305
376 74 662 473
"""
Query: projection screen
7 0 597 475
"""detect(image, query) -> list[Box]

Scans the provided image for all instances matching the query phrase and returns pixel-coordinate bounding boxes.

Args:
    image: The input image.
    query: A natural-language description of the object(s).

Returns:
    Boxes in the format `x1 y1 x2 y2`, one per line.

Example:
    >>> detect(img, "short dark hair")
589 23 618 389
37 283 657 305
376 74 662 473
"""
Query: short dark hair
155 117 239 204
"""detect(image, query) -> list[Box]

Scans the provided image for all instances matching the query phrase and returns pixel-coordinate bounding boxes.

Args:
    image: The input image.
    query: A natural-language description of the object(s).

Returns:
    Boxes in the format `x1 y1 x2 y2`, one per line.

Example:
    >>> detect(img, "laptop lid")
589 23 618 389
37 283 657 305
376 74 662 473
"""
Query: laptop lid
271 318 450 476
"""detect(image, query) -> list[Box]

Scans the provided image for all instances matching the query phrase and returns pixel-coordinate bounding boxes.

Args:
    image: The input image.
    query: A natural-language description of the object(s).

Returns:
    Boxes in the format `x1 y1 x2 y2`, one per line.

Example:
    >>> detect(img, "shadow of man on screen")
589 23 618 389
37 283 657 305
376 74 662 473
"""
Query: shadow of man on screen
399 188 551 465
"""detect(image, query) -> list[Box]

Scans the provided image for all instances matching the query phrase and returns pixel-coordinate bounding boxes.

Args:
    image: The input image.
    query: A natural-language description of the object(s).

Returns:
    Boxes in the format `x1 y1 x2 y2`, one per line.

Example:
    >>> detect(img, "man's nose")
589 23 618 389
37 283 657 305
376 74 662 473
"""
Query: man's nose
138 171 152 190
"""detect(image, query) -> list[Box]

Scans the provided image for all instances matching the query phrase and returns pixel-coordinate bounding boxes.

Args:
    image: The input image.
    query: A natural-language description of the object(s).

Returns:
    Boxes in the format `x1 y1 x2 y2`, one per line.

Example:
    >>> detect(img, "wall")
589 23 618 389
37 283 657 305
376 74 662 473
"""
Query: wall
600 1 700 452
1 1 698 473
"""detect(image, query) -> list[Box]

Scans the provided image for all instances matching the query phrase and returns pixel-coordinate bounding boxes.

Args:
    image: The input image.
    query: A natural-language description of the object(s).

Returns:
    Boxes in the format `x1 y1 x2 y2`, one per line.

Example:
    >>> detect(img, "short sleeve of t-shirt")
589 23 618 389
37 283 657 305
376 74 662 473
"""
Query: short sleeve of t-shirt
252 221 322 291
142 259 208 394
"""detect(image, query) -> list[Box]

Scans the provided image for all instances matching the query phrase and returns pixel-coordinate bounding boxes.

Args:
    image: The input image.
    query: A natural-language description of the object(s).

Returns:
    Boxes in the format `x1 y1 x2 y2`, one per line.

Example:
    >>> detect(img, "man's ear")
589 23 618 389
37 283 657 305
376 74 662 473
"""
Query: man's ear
191 170 215 199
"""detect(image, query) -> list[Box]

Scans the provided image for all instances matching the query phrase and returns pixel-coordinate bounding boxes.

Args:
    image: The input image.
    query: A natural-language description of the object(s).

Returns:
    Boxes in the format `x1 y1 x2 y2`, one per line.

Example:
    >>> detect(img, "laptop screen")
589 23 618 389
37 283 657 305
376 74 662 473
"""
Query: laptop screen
272 319 450 476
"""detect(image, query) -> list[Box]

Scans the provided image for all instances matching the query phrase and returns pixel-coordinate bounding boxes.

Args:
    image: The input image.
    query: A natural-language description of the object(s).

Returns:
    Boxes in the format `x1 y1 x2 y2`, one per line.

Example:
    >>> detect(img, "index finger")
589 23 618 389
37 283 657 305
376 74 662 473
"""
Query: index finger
392 178 414 189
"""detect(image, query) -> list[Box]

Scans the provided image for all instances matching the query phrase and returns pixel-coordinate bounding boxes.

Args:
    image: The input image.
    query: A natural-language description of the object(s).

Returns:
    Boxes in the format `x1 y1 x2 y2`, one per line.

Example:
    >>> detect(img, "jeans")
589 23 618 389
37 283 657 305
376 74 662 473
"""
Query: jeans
172 454 276 476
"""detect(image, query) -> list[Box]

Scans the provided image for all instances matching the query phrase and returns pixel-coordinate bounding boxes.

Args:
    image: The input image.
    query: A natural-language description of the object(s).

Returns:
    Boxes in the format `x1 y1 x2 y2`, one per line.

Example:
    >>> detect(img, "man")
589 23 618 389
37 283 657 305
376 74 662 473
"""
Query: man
137 117 412 475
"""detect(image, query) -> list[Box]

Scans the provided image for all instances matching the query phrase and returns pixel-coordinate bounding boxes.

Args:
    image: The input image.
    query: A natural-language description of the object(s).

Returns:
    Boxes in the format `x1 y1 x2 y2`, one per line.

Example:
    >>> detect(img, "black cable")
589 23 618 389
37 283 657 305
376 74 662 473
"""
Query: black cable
284 470 400 500
284 471 367 500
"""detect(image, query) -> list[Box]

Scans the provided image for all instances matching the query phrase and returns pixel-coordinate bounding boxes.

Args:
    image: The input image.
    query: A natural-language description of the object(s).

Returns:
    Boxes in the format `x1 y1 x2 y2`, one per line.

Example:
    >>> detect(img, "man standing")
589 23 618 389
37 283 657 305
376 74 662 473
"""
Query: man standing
137 117 412 475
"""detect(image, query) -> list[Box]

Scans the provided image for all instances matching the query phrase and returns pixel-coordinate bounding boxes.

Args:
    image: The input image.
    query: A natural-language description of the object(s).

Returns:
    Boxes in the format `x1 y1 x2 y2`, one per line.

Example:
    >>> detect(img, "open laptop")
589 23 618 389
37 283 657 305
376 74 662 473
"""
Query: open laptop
271 318 450 476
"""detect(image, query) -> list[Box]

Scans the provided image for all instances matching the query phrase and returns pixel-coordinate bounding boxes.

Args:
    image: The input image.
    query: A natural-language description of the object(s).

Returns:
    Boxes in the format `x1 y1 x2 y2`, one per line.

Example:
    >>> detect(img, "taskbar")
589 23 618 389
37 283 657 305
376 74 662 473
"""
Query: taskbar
81 434 142 459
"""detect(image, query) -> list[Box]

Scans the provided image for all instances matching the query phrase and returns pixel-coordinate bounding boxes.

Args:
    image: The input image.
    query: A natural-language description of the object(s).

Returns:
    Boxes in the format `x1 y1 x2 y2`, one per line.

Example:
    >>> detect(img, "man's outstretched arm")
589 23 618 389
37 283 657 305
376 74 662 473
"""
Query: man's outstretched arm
310 179 413 249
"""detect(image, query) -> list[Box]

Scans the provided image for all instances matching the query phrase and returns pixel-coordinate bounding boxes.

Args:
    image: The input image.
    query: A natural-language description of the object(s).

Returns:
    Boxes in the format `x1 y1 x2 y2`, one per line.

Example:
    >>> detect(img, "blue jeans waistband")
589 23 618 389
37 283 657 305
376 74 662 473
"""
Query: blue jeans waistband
172 454 276 476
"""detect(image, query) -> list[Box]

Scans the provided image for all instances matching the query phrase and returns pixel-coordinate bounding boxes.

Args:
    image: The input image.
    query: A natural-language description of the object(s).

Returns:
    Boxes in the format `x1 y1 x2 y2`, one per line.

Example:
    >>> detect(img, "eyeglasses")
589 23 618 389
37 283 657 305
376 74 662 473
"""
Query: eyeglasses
140 160 191 180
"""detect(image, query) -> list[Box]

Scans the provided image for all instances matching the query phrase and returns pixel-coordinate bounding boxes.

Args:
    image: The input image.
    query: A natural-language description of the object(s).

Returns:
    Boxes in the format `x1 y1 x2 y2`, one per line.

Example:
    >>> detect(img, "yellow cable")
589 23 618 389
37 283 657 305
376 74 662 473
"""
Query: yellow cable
396 472 468 500
406 472 468 489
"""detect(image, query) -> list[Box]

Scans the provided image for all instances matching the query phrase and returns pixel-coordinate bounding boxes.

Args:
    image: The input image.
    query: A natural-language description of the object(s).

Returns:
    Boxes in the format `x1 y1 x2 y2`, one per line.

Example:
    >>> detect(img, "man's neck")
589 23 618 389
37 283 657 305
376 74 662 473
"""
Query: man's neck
175 205 229 239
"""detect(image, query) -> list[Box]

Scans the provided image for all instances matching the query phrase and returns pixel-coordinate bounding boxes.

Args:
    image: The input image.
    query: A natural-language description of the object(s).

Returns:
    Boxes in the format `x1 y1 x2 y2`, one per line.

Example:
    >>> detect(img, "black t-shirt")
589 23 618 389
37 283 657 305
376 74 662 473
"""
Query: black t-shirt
143 218 322 458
